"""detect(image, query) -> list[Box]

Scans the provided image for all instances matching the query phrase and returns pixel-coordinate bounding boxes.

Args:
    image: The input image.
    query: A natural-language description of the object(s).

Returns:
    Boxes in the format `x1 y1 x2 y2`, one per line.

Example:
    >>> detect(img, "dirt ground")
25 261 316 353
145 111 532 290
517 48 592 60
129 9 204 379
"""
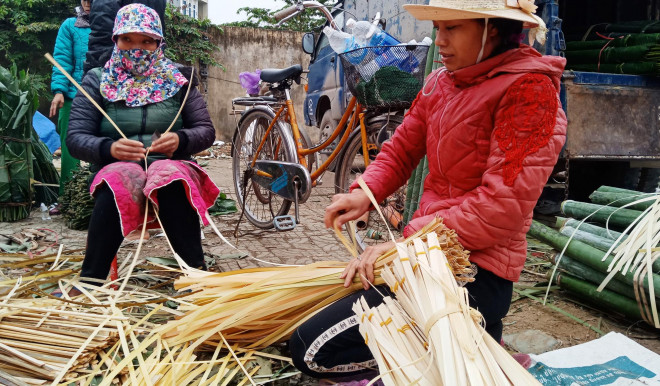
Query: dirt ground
2 142 659 367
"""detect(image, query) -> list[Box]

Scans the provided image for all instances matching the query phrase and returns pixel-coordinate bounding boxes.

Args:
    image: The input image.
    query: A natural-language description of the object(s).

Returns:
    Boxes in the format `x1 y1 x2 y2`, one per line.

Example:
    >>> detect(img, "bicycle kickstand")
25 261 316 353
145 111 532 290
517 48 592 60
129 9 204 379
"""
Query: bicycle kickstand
273 178 300 231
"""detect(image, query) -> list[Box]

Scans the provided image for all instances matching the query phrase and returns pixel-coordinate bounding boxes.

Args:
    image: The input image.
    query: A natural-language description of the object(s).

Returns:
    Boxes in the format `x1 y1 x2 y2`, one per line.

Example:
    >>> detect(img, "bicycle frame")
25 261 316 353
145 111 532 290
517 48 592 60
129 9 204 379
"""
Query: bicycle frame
249 91 372 185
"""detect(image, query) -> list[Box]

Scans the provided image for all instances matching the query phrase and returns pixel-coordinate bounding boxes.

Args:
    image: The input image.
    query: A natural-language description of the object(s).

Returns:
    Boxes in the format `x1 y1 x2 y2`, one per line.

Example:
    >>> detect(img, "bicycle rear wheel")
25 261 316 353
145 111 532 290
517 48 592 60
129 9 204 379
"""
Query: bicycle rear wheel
232 107 296 229
334 114 406 253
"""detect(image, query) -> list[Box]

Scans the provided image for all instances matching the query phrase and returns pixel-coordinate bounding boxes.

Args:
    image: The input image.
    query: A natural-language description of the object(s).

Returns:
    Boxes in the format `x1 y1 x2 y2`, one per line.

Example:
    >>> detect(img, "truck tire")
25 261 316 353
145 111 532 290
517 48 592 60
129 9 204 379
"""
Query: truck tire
319 110 339 172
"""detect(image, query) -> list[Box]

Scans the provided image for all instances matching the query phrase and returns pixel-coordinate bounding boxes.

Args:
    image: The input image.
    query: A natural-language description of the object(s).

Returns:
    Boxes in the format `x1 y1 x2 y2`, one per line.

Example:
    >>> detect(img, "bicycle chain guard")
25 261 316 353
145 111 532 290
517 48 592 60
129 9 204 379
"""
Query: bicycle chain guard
252 160 312 203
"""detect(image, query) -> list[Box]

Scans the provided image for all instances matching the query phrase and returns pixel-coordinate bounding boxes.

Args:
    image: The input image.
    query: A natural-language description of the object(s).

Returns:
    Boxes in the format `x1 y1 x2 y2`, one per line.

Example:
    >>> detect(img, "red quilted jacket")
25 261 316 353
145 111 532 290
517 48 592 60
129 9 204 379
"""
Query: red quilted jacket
354 45 567 281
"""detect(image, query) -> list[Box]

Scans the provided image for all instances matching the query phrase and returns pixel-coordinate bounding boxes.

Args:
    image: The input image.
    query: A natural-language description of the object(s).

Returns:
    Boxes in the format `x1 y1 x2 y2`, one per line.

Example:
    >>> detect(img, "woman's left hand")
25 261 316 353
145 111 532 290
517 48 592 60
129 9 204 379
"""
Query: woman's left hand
340 240 396 290
149 133 179 158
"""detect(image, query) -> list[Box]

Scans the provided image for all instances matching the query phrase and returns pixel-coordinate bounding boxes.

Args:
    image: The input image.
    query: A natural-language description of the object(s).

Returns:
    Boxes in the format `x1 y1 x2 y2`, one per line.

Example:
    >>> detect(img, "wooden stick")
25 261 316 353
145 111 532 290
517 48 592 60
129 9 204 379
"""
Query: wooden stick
44 53 127 139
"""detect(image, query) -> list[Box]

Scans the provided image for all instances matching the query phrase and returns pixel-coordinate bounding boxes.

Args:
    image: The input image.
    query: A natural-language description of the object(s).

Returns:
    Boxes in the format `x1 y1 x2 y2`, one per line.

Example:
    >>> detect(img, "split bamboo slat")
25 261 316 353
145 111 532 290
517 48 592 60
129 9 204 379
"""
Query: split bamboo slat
354 233 541 385
596 195 660 328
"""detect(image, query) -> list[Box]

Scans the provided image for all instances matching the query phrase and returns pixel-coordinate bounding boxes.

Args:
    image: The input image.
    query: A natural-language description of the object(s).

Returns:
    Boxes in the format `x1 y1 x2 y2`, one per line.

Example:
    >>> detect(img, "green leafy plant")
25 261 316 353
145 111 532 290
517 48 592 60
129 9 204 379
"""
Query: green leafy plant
0 64 43 221
164 4 224 68
0 0 72 74
60 165 94 230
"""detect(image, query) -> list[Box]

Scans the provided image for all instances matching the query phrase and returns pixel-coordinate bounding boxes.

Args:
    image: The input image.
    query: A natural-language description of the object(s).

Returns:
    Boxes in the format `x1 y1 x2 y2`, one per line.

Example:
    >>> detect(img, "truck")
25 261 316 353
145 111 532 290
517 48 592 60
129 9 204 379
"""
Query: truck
301 0 660 199
302 0 431 167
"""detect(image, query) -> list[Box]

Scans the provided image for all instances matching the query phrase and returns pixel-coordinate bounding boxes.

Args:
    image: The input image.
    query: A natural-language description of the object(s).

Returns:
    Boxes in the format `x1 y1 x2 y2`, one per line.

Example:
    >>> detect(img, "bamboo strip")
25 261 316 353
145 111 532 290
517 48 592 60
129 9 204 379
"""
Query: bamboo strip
44 54 126 139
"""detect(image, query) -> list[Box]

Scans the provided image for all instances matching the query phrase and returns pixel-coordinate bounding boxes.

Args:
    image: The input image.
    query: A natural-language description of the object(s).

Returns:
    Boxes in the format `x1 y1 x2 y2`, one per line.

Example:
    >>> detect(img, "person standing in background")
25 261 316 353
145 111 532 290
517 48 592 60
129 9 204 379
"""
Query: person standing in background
83 0 166 75
49 0 92 196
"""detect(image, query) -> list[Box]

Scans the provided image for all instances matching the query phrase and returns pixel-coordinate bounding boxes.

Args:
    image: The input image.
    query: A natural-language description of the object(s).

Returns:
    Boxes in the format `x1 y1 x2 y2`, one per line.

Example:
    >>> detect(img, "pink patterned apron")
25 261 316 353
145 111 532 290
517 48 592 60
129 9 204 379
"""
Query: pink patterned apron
90 160 220 236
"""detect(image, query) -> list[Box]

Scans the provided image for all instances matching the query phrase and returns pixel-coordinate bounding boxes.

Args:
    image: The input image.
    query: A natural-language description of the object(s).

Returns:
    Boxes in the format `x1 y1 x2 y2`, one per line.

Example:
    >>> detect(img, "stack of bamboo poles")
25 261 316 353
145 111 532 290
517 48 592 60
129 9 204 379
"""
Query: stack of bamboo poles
354 233 540 385
528 185 660 328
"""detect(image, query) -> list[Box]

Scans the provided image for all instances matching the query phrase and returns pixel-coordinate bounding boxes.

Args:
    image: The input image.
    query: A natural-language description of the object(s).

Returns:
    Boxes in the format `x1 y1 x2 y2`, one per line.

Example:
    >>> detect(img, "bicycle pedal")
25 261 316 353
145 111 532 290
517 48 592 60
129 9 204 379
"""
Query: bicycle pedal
273 215 296 231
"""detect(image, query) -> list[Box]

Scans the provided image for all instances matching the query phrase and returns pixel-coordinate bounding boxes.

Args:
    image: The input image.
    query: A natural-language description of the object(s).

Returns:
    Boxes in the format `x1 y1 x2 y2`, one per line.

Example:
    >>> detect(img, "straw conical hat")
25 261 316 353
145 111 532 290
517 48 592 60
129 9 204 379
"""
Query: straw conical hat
404 0 541 28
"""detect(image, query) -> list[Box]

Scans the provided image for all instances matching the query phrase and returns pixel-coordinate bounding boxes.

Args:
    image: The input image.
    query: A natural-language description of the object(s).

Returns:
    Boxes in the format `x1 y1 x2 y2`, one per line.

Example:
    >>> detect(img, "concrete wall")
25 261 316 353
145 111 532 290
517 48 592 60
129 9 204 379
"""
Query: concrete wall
207 27 313 141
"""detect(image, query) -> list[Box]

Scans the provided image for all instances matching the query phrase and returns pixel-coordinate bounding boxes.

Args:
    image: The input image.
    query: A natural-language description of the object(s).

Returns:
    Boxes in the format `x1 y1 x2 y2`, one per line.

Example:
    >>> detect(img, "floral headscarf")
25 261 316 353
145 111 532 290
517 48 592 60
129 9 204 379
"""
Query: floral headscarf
100 4 188 107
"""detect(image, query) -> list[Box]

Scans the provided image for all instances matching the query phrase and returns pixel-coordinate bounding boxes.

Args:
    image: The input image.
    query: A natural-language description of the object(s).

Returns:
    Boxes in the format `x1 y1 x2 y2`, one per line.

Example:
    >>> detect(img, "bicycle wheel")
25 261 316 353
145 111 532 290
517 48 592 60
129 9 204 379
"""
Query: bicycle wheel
334 114 406 253
232 107 297 229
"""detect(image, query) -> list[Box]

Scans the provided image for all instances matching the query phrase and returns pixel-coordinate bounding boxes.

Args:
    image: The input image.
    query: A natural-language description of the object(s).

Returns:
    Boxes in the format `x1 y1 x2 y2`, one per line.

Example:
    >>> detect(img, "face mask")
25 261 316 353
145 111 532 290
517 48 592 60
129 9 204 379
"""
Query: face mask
118 47 160 76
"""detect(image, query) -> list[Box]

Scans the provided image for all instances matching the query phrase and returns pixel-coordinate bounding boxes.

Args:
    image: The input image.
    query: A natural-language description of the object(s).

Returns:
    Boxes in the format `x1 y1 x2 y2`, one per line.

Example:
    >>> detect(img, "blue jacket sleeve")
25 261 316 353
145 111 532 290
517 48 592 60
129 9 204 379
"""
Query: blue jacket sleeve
51 18 76 96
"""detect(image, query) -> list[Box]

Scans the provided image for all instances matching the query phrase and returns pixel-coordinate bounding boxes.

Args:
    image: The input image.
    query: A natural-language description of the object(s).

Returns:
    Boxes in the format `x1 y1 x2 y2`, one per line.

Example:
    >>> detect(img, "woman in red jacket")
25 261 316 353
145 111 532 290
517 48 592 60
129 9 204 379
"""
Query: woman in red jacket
290 0 567 381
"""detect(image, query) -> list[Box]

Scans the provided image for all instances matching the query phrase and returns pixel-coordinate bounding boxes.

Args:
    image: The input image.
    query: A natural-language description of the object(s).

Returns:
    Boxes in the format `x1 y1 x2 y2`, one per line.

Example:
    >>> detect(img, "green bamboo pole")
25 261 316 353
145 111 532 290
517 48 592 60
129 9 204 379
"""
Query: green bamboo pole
528 221 660 295
596 185 645 195
589 191 653 211
552 254 638 299
403 29 436 226
561 200 644 229
556 217 623 241
559 226 617 252
555 273 642 321
403 165 418 224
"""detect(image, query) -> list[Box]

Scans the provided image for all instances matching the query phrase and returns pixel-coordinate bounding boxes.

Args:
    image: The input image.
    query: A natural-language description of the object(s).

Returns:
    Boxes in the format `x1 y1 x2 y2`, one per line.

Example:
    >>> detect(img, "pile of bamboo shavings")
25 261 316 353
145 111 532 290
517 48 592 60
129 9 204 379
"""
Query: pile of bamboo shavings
354 232 541 385
597 194 660 328
105 331 260 386
0 266 194 385
0 298 123 384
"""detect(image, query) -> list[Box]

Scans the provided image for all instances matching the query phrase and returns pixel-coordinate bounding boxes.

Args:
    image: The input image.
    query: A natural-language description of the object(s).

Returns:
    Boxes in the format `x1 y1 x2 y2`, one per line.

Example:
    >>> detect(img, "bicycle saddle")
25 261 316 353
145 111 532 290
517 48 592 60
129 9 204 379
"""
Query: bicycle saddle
260 65 303 84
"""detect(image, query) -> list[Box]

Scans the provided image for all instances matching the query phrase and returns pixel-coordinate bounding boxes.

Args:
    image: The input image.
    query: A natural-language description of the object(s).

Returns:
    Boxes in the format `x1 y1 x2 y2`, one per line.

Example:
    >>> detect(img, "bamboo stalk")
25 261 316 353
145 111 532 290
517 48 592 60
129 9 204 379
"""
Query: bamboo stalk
556 272 643 320
44 54 127 139
561 200 644 229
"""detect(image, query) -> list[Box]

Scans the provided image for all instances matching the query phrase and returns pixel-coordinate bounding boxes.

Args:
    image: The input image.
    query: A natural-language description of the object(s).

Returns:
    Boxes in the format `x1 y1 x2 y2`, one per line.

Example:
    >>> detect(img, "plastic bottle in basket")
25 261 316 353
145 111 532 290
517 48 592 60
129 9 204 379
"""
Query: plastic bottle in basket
366 30 400 54
375 46 421 74
345 18 376 46
323 26 359 54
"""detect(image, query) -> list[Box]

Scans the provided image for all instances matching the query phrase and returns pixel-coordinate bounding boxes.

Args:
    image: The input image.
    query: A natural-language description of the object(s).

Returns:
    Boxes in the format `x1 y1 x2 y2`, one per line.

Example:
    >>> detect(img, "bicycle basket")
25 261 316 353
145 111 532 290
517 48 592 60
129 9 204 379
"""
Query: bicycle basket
339 44 430 109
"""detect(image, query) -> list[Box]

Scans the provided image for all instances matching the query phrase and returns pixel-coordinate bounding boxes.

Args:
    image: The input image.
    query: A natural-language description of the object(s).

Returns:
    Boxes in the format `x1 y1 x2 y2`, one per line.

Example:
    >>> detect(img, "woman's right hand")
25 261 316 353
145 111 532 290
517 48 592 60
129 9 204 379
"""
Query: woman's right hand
110 138 146 161
324 188 372 230
49 93 65 117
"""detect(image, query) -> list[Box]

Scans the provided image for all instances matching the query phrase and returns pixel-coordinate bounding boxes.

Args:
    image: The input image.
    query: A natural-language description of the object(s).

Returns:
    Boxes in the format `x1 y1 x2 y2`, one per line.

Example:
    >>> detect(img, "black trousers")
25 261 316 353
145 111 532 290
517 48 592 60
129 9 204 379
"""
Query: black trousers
81 182 206 281
289 266 513 379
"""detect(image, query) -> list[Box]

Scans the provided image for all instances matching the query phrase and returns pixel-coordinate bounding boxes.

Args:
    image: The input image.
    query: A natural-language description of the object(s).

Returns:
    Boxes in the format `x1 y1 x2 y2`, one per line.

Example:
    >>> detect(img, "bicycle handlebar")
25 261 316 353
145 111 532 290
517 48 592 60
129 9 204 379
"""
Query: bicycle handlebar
273 1 339 30
273 5 299 21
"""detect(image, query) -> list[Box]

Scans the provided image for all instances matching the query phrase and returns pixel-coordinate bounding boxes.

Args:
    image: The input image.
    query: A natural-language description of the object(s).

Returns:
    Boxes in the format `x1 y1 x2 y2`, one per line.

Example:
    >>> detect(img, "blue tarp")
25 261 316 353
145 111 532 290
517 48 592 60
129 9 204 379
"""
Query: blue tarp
32 111 60 154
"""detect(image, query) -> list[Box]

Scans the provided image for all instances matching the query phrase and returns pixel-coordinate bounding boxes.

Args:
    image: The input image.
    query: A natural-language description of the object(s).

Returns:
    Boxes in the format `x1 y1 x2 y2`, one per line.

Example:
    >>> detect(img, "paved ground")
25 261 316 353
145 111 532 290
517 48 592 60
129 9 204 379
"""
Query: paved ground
3 145 658 369
1 147 355 273
201 150 356 271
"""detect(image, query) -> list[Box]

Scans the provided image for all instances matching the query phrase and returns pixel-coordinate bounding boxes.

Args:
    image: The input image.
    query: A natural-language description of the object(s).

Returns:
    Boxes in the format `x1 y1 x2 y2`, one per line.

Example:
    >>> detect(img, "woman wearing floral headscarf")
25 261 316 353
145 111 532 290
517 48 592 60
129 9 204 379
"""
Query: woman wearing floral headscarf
67 4 218 289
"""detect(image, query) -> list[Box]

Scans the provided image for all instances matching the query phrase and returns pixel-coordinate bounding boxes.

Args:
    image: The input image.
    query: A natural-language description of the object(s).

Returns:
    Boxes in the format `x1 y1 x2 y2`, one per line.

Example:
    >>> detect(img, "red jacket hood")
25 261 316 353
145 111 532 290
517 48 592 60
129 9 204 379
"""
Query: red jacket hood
450 45 566 90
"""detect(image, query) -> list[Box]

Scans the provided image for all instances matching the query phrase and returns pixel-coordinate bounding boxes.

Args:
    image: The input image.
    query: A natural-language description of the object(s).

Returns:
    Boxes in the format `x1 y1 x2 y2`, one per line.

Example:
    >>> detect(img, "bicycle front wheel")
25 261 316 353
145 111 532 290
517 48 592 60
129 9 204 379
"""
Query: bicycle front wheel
334 114 406 252
232 107 296 229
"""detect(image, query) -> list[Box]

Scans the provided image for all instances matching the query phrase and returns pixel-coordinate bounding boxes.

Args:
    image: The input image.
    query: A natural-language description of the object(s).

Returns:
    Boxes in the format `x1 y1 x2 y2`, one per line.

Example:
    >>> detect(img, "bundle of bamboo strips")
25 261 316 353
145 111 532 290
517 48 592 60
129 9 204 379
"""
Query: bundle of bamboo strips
160 219 472 350
354 233 540 385
161 261 384 350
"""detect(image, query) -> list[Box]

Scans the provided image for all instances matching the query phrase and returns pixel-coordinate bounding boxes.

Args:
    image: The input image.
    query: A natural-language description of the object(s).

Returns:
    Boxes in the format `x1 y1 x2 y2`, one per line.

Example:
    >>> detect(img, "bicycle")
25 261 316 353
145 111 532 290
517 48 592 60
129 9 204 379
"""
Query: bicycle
231 1 429 252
